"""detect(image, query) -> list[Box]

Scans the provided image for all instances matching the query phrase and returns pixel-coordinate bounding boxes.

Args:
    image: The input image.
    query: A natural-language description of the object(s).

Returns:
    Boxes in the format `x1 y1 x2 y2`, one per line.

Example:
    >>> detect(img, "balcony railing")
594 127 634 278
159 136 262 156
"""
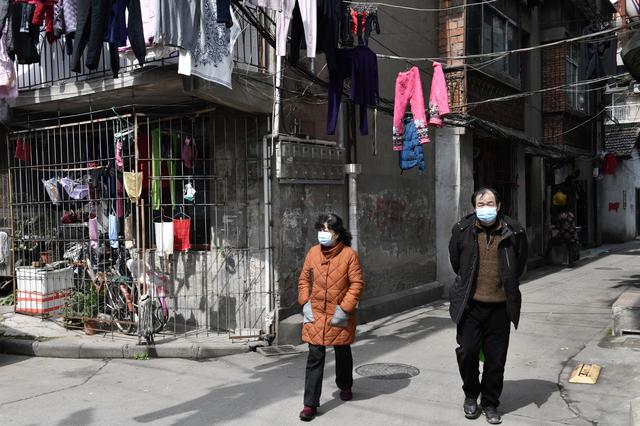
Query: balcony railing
606 104 640 124
17 6 272 91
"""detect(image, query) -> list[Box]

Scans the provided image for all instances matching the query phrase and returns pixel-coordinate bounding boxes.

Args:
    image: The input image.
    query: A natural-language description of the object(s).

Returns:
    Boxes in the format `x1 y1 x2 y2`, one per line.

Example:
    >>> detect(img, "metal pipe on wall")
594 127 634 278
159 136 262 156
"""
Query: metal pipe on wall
345 164 362 253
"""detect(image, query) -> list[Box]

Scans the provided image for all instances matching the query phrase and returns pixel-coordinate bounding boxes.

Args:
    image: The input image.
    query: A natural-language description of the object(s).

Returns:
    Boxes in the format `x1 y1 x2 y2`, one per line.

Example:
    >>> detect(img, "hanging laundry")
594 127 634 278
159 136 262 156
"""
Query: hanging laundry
277 0 316 61
106 0 147 73
89 214 99 249
53 0 78 55
173 217 191 251
124 213 134 248
601 153 618 175
60 176 90 200
70 0 111 73
15 138 31 162
327 45 379 136
183 181 196 202
179 1 240 89
216 0 233 28
0 0 9 35
123 171 143 201
0 26 17 100
108 213 119 248
154 220 174 257
42 178 61 204
428 62 450 127
245 0 283 10
362 12 380 46
399 118 425 174
115 137 124 169
182 136 197 169
6 2 41 64
31 0 58 44
392 67 429 151
157 0 199 49
0 231 8 266
313 0 342 72
137 133 151 189
115 177 124 218
150 129 178 210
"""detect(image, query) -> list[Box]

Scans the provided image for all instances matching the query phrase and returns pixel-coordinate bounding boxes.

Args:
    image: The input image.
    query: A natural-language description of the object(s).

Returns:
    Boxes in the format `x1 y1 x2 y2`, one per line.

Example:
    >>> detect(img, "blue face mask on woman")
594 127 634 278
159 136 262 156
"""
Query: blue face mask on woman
476 206 498 224
318 231 334 246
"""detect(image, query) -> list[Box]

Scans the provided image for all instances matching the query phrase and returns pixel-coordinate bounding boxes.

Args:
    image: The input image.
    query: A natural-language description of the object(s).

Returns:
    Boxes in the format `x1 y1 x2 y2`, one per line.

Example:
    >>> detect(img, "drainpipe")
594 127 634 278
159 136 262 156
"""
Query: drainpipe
263 52 282 340
345 164 362 252
262 134 274 337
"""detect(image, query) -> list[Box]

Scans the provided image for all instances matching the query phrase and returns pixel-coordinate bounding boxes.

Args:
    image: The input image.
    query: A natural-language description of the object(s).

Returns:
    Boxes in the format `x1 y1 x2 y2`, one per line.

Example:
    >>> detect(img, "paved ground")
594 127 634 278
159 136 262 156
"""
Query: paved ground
1 242 639 426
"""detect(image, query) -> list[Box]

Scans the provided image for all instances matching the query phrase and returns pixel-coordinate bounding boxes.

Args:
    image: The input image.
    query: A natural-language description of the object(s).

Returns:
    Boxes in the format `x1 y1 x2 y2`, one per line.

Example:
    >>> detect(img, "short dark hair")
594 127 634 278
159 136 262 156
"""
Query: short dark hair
314 213 352 246
471 187 501 207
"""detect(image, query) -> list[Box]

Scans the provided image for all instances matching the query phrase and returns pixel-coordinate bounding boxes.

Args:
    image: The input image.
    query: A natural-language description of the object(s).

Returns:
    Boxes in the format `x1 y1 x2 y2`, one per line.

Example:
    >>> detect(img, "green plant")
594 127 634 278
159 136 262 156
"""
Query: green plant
63 287 103 323
132 351 149 360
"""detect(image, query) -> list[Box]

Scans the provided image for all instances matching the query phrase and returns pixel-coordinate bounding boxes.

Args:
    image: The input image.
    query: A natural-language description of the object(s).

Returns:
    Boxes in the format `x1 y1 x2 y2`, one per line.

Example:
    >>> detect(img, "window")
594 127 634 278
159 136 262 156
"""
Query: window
566 44 588 113
467 3 520 81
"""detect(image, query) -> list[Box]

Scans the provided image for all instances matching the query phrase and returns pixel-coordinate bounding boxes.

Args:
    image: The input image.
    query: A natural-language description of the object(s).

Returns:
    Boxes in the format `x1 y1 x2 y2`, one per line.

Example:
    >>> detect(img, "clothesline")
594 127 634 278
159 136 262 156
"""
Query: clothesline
343 0 496 12
374 22 637 63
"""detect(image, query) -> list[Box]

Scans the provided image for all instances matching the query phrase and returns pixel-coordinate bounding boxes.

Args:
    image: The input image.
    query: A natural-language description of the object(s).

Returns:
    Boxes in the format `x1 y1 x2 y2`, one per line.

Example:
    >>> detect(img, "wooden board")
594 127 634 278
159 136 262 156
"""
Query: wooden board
569 363 601 384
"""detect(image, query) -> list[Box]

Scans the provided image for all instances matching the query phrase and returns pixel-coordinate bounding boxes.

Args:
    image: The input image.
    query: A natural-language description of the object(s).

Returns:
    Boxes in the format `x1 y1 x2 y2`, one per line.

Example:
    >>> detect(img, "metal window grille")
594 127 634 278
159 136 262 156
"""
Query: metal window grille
7 109 271 341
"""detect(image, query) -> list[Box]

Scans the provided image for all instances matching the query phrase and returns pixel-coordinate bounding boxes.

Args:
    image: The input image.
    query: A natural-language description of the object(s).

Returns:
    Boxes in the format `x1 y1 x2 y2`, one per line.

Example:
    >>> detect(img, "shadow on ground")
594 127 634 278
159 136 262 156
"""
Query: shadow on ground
500 379 558 414
133 313 453 425
612 274 640 290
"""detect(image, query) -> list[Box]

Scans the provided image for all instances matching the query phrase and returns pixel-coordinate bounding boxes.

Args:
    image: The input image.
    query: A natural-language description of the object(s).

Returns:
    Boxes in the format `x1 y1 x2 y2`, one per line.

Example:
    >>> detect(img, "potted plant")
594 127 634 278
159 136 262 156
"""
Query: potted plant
63 287 103 335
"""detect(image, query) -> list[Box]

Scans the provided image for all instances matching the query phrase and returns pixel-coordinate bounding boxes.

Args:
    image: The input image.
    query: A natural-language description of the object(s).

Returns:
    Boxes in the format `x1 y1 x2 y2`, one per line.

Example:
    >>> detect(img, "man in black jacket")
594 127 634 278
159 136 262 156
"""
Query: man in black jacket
448 188 528 424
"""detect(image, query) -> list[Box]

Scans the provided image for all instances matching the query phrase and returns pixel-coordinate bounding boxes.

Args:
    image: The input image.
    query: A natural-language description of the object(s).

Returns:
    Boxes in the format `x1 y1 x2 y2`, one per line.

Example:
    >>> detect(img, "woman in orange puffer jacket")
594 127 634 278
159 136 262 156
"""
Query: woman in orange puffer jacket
297 213 365 422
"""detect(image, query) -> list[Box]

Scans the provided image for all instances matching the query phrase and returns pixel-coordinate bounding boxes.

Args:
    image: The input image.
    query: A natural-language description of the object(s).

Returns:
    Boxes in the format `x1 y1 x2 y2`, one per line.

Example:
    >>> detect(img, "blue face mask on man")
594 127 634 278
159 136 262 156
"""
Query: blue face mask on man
318 231 334 246
476 206 498 224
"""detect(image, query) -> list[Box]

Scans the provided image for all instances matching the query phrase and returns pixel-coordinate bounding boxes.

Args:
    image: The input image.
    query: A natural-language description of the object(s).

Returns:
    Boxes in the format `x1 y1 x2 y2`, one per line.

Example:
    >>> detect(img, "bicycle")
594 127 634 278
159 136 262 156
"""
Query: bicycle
90 264 169 336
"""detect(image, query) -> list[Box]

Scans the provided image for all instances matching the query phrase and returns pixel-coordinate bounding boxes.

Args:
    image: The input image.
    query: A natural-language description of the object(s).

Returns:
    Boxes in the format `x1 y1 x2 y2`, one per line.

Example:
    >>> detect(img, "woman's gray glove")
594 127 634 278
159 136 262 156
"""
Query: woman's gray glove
330 305 349 328
302 301 314 324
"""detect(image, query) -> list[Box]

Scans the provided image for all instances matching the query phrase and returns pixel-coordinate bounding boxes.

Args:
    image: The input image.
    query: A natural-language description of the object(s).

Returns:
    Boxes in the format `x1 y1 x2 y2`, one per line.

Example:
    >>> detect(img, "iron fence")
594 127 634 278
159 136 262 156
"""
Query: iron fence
7 109 271 340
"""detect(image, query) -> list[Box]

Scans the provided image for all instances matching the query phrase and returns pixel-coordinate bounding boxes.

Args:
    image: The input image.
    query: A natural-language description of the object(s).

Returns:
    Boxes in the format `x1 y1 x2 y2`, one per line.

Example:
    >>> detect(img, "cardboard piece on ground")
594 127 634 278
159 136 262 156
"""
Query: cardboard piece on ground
569 363 601 384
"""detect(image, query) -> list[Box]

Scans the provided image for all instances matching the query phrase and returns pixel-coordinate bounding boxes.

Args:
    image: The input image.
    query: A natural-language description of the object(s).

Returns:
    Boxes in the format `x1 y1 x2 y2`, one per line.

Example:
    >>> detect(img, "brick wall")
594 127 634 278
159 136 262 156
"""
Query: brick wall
467 71 525 130
542 45 566 113
439 0 465 66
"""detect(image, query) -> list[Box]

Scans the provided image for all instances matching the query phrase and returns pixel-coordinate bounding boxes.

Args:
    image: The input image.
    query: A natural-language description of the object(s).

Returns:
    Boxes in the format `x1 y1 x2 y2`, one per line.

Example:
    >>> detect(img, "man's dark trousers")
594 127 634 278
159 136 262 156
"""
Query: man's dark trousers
304 344 353 407
456 300 510 408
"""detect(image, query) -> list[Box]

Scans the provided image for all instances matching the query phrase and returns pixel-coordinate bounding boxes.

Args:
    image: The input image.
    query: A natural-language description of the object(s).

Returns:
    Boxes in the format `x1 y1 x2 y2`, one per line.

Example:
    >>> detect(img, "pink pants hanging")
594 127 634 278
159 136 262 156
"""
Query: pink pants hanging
428 62 450 127
392 67 429 151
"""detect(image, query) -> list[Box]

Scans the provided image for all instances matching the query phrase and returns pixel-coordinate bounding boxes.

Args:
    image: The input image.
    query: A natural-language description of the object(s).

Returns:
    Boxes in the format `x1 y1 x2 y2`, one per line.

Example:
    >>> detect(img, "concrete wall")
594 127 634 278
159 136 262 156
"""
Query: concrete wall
435 127 474 293
599 153 640 243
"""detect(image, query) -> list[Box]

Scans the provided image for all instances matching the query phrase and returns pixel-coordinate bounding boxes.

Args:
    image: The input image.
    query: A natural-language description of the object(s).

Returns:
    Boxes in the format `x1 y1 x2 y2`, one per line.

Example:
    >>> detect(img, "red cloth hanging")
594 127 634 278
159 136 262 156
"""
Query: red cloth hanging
173 218 191 251
15 138 31 162
601 153 618 175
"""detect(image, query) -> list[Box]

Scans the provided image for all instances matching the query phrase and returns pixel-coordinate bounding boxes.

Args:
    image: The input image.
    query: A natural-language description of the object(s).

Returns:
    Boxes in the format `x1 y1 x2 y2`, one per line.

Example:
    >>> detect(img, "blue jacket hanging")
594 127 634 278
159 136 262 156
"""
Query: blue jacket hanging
399 118 425 174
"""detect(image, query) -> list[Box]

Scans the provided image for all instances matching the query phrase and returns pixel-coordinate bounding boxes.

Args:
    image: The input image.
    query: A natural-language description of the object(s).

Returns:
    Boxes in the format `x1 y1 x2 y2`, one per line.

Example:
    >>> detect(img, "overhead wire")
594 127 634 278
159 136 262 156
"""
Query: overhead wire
375 22 639 63
343 0 497 12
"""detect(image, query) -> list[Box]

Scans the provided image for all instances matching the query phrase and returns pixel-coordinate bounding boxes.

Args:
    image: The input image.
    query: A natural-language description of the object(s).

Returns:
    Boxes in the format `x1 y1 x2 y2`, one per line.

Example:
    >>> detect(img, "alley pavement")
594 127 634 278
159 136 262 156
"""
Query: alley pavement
1 242 640 425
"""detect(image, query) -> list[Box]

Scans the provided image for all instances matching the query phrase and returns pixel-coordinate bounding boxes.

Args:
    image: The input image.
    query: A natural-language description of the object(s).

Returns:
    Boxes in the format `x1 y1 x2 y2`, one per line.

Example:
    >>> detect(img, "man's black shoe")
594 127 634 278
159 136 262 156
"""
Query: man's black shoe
483 406 502 424
464 397 481 419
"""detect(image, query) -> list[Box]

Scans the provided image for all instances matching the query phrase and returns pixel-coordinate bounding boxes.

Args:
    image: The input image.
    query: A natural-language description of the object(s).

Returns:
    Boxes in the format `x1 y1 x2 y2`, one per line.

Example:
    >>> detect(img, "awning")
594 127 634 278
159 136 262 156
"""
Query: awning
445 114 576 159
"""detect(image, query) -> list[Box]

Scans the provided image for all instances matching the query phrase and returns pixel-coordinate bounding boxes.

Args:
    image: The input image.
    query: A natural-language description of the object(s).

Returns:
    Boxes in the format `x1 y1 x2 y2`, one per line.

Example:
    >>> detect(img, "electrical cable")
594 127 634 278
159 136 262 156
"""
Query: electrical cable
375 22 640 63
343 0 497 12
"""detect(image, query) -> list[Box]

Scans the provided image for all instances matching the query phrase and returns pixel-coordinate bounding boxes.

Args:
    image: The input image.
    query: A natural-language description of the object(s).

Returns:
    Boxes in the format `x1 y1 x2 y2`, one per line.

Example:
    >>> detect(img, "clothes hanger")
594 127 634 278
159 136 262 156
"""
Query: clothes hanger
174 206 190 219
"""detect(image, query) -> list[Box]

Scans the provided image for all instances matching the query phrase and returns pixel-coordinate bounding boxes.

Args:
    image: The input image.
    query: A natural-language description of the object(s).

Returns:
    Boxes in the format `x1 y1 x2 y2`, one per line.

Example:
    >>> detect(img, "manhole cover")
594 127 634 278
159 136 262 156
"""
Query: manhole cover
256 345 305 357
595 267 622 270
355 363 420 380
